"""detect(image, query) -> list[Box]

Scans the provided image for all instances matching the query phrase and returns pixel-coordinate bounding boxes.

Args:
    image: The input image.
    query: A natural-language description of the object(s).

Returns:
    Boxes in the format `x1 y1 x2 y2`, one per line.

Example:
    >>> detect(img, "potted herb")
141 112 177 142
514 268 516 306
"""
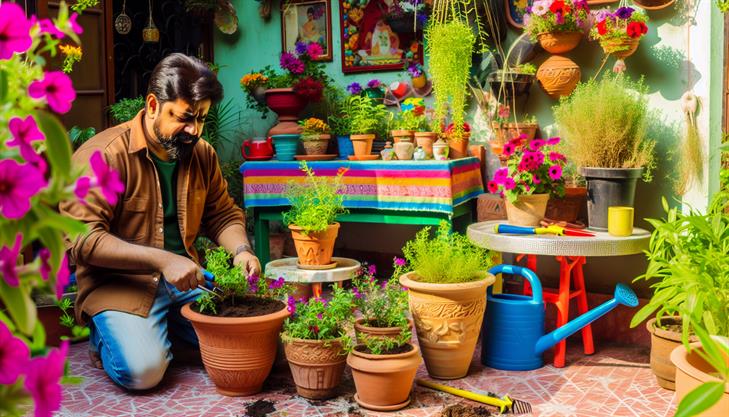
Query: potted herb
181 247 291 396
298 117 330 155
282 162 348 268
444 122 472 159
590 7 649 60
399 98 436 158
327 88 354 159
398 222 495 379
524 0 591 54
553 75 655 230
487 136 567 226
486 63 537 106
281 287 355 400
348 95 388 156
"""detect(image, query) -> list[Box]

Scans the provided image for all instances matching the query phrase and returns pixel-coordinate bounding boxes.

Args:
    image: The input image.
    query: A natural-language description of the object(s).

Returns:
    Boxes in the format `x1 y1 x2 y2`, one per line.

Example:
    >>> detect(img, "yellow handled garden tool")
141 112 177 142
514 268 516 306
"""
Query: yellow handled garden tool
416 379 532 415
494 224 595 237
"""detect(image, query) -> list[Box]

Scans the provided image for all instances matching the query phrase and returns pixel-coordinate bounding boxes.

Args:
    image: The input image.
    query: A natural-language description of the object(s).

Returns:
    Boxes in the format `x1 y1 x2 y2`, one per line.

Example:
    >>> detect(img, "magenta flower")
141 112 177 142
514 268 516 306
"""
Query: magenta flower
0 234 23 288
306 42 323 59
0 160 47 219
68 13 83 35
55 253 71 299
89 151 125 206
503 177 516 190
316 313 323 320
529 139 546 151
39 247 52 281
367 264 376 276
394 257 406 267
0 3 32 59
280 52 304 74
0 320 30 384
503 142 516 157
367 79 382 89
268 276 285 289
24 340 68 417
546 137 561 145
8 116 46 165
28 71 77 114
247 274 259 293
352 287 362 299
74 176 91 202
287 296 297 315
549 151 566 162
548 165 563 181
487 181 499 194
497 105 510 120
494 168 509 183
38 18 66 39
533 174 541 185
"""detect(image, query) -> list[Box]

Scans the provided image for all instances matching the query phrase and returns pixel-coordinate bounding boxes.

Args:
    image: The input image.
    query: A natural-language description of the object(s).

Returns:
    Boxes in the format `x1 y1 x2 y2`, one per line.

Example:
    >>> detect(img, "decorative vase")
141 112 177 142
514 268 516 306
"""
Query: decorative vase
545 187 587 223
283 337 347 400
350 134 376 156
181 302 289 396
537 31 582 54
289 223 340 267
265 88 307 136
671 342 729 417
394 141 415 160
415 132 436 158
599 37 641 59
413 147 427 160
399 272 495 379
380 141 395 161
337 135 354 159
412 74 427 89
271 134 299 161
647 317 692 390
536 55 581 99
391 130 414 143
490 122 539 148
633 0 676 10
581 167 642 231
354 318 413 344
504 193 550 226
301 134 331 155
432 139 449 160
447 134 470 159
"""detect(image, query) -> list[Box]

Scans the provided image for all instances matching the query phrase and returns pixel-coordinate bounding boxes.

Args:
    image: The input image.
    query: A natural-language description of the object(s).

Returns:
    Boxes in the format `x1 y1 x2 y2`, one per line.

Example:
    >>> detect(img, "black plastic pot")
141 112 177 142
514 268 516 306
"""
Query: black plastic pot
581 167 643 231
487 71 534 106
386 13 425 33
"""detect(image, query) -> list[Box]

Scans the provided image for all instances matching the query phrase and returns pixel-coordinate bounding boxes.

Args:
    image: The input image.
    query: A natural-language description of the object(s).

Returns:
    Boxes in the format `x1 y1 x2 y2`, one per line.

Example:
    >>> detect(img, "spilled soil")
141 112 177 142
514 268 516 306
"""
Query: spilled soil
243 400 276 417
439 404 493 417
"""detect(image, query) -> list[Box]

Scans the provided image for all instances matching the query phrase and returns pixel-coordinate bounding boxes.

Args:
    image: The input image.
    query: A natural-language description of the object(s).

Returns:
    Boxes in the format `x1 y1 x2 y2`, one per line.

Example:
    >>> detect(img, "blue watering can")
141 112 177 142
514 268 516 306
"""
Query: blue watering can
482 264 639 371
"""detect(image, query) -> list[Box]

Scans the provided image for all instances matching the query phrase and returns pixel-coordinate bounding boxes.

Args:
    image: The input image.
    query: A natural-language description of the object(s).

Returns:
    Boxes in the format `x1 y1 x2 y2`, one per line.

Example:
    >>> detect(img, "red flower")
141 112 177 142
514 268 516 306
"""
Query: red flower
549 1 570 15
626 21 648 39
597 20 608 36
293 77 324 102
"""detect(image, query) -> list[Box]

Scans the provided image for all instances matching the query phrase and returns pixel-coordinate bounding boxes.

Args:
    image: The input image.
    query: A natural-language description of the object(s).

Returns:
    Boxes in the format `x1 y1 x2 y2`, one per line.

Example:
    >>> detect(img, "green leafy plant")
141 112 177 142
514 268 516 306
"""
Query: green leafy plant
553 75 655 181
201 98 238 151
348 95 388 135
402 221 493 283
282 161 348 234
281 286 355 346
358 329 413 355
108 96 145 124
67 126 96 150
352 260 410 329
56 297 90 341
390 109 427 132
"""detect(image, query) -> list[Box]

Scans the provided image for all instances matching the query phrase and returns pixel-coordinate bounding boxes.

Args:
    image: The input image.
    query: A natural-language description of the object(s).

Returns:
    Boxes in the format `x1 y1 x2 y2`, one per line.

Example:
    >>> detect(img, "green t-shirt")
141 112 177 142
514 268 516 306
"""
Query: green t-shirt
150 154 187 256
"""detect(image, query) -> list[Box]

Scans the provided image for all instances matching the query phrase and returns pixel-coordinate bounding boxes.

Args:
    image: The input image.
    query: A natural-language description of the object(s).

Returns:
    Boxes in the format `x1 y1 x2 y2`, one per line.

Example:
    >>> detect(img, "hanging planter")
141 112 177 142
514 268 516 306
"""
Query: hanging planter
536 55 581 99
537 31 583 54
486 71 535 104
590 6 649 70
633 0 676 11
599 37 640 59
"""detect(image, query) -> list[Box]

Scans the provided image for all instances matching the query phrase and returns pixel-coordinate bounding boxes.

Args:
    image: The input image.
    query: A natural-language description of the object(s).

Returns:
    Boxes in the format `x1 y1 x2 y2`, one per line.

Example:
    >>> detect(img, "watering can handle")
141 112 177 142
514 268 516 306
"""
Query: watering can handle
487 264 543 304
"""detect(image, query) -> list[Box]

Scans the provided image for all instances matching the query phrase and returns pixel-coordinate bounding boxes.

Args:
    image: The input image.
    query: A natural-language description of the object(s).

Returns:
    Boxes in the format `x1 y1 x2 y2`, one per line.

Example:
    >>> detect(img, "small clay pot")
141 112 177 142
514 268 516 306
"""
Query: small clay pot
391 130 414 143
354 318 413 344
350 134 376 155
394 141 415 160
414 132 436 158
289 223 340 266
283 337 347 400
504 193 550 226
536 55 581 99
447 134 470 159
302 135 330 155
537 31 582 54
647 317 694 390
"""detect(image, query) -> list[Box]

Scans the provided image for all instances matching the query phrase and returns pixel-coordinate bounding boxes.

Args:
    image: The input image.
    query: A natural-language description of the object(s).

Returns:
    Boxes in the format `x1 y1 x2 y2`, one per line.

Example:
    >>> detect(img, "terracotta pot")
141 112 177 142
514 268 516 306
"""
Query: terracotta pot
504 193 550 226
265 88 307 136
634 0 676 10
447 134 470 159
490 122 539 148
545 187 587 223
350 134 376 155
399 271 495 379
302 136 330 155
600 37 641 59
391 130 414 143
354 318 413 344
672 342 729 416
181 302 288 396
394 141 415 160
412 75 427 89
536 55 581 99
415 132 436 158
282 336 347 400
648 317 695 390
347 343 422 411
289 223 340 266
537 31 583 54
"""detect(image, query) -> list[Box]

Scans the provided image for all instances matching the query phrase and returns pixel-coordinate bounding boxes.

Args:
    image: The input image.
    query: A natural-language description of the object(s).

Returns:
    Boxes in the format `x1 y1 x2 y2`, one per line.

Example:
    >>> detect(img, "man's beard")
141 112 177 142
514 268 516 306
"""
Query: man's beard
153 122 199 161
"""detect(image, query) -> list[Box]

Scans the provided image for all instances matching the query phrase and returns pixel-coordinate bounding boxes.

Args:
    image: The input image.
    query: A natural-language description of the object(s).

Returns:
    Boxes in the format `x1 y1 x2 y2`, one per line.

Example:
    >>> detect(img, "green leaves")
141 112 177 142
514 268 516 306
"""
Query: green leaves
0 280 37 336
675 382 725 417
282 161 347 233
35 110 73 181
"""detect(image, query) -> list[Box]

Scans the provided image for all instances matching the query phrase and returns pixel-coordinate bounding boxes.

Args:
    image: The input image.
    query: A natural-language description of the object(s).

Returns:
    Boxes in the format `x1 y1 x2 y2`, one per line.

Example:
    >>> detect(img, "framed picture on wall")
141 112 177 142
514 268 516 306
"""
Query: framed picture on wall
505 0 619 29
281 0 333 61
338 0 425 74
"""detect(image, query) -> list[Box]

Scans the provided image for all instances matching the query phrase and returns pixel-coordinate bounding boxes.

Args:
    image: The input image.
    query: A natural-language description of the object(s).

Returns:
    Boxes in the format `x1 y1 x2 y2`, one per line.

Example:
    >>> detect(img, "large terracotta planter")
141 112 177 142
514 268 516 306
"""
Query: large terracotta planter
391 130 414 143
648 317 693 390
545 187 587 223
672 342 729 416
181 302 288 396
289 223 340 267
447 134 470 159
354 318 413 344
282 336 347 400
265 88 307 136
415 132 437 158
302 134 331 155
537 31 582 54
399 271 495 379
347 343 422 411
600 37 640 59
536 55 581 99
504 193 550 226
350 134 375 155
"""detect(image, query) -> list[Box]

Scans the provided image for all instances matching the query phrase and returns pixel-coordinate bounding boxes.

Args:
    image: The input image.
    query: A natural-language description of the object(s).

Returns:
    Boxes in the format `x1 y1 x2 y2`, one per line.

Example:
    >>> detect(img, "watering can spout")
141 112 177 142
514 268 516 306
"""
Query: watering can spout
534 283 639 355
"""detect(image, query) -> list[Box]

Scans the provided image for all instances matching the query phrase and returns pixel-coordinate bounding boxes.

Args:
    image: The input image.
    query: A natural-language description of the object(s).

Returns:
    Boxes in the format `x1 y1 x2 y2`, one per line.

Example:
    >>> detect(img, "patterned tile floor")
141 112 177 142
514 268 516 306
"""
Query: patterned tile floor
60 339 676 417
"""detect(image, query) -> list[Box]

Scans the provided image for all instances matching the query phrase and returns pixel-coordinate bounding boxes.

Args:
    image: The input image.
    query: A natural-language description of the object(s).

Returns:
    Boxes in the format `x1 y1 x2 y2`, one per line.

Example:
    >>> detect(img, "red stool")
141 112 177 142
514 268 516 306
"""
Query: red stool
515 254 595 368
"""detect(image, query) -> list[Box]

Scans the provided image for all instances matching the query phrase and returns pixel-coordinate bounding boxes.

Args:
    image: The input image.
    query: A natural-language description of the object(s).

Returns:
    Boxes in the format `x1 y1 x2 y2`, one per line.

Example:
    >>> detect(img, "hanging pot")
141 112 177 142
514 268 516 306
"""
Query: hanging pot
486 71 535 104
536 55 581 99
633 0 676 10
600 37 641 59
537 31 583 54
142 0 159 43
114 0 132 35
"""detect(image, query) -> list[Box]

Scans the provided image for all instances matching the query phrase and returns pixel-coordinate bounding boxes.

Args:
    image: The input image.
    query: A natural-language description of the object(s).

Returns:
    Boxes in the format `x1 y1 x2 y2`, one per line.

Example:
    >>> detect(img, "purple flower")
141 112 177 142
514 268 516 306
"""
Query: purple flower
407 64 423 78
8 116 45 165
353 287 362 299
287 296 297 315
279 52 304 74
28 71 77 114
89 151 125 206
0 320 30 384
268 276 285 290
0 234 23 288
346 82 362 95
367 79 381 89
0 160 47 219
555 12 564 25
74 176 91 202
316 313 323 320
367 264 376 276
247 274 259 293
593 9 613 22
24 340 68 417
615 7 634 20
548 165 563 181
503 177 516 191
0 3 32 60
307 42 323 59
394 257 406 267
295 41 308 55
39 248 51 281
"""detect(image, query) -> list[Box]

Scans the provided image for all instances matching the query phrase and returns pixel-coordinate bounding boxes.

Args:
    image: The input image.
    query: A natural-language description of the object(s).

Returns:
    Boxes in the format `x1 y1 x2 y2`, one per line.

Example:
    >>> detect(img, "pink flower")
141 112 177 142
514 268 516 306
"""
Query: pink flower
287 296 297 315
529 139 546 151
353 287 362 299
394 257 406 267
306 42 323 59
0 234 23 287
503 143 516 157
0 159 47 219
503 177 516 191
55 253 71 299
497 105 510 119
549 151 566 162
68 13 83 35
89 151 125 206
0 3 32 59
546 137 561 145
74 176 91 202
39 248 52 281
494 168 509 183
24 341 68 417
268 277 285 289
316 313 323 320
0 320 30 384
487 181 499 194
28 71 77 114
533 174 541 185
548 165 563 181
367 264 376 276
8 116 45 165
38 18 66 39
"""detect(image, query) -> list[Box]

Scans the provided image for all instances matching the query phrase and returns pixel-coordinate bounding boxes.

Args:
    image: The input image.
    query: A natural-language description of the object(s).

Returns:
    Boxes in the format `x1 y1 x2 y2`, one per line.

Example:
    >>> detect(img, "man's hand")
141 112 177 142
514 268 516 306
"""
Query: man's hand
233 251 262 277
159 253 203 292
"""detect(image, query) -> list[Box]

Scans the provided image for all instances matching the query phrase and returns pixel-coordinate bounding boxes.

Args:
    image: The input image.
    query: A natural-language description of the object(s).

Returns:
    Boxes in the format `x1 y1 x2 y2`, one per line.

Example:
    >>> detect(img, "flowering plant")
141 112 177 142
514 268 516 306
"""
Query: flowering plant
240 72 268 91
298 117 330 140
391 99 429 131
0 2 124 416
444 122 471 139
281 285 355 343
406 63 424 78
487 135 567 202
590 7 648 46
352 260 410 329
523 0 591 41
346 79 384 96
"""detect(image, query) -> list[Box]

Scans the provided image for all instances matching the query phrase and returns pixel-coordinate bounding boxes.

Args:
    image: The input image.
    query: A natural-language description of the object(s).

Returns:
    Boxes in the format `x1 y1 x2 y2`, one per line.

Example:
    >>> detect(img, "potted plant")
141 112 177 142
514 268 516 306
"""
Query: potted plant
486 63 537 108
524 0 591 54
385 0 430 33
444 122 472 159
545 163 587 223
398 222 495 379
487 135 567 226
327 89 354 159
181 247 291 396
348 95 388 156
407 63 428 89
590 7 649 60
298 117 331 155
281 286 355 400
240 71 270 117
282 162 348 268
553 75 655 230
402 98 437 158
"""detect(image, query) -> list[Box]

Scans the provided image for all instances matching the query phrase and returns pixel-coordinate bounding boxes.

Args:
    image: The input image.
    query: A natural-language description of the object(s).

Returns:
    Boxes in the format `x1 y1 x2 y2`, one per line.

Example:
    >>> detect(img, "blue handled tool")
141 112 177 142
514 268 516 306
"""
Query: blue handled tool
495 224 595 237
198 269 220 296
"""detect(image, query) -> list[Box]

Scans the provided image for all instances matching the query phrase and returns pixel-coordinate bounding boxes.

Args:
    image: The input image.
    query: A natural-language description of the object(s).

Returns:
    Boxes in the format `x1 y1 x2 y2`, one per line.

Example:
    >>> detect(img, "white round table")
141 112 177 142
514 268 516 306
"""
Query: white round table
264 257 360 298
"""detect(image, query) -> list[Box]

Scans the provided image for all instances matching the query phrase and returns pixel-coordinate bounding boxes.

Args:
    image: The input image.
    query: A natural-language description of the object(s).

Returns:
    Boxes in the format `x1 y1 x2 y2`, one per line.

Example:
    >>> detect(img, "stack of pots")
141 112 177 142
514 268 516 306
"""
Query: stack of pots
536 31 582 99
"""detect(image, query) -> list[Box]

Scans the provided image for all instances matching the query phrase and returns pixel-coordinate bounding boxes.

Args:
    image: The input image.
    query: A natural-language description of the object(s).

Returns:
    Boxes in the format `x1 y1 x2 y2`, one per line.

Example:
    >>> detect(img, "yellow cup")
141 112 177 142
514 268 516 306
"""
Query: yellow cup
608 206 634 237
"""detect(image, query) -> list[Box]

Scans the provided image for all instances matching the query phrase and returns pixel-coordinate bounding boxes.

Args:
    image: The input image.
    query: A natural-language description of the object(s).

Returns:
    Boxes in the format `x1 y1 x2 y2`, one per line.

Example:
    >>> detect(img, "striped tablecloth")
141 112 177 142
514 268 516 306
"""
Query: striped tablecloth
240 158 484 215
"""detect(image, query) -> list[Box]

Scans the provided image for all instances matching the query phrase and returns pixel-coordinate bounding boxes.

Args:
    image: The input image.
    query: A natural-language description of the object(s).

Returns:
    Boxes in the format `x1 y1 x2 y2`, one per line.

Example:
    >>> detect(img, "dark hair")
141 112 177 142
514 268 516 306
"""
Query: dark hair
147 53 223 106
307 7 314 15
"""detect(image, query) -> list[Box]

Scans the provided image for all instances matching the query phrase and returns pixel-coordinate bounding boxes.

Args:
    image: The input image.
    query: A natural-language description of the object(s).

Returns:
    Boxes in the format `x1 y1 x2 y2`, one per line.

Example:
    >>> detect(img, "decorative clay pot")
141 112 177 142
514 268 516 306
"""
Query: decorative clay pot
504 193 550 226
414 132 436 158
354 318 413 344
536 55 581 99
289 223 340 267
302 134 331 155
537 31 582 54
394 141 415 160
432 139 449 160
350 134 376 156
265 88 307 136
647 317 693 390
283 337 347 400
671 341 729 416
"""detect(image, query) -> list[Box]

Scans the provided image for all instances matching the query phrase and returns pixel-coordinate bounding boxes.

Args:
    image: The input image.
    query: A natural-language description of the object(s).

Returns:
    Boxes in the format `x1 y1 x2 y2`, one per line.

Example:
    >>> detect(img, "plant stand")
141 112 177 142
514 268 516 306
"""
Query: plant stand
264 257 360 298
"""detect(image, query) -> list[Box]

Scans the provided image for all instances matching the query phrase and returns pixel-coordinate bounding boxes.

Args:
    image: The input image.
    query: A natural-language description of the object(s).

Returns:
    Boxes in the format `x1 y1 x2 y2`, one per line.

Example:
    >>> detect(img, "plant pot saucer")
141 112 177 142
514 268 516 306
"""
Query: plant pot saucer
348 155 380 161
297 261 338 270
354 393 411 411
294 154 337 161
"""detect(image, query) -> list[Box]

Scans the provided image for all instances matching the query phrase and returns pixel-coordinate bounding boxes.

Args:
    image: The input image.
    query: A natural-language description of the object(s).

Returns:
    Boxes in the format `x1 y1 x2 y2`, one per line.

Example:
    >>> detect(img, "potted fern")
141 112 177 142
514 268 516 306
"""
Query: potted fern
398 222 495 379
282 162 348 268
348 95 388 157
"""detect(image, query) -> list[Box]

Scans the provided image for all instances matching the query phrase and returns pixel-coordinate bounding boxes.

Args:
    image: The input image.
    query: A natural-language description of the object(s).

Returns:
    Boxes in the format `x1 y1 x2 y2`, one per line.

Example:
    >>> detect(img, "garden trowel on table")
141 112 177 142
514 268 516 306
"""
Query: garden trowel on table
494 224 595 237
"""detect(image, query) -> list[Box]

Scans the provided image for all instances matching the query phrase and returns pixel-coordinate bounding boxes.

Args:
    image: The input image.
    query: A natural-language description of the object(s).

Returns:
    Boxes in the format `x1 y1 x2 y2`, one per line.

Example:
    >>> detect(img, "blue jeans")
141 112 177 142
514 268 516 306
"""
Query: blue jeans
90 281 202 390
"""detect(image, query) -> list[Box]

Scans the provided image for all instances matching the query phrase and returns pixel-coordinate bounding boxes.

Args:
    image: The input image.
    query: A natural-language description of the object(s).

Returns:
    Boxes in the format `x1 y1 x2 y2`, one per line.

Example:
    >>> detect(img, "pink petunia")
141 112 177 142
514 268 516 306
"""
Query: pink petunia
493 168 509 183
306 42 323 59
39 248 52 281
28 71 77 114
74 176 91 202
533 174 541 185
0 159 47 219
0 3 32 59
394 257 406 267
503 143 516 157
89 151 125 206
68 13 83 35
548 165 563 181
38 18 66 39
55 253 71 299
546 137 561 145
24 341 68 417
549 151 566 162
0 234 23 287
8 116 46 165
487 181 499 194
529 139 546 151
0 320 30 385
503 177 516 191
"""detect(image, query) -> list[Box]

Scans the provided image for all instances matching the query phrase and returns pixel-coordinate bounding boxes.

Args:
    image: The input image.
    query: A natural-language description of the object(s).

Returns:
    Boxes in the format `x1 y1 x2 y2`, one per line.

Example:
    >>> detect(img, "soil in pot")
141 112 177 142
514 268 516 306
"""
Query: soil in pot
647 317 693 390
192 296 285 317
439 404 493 417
